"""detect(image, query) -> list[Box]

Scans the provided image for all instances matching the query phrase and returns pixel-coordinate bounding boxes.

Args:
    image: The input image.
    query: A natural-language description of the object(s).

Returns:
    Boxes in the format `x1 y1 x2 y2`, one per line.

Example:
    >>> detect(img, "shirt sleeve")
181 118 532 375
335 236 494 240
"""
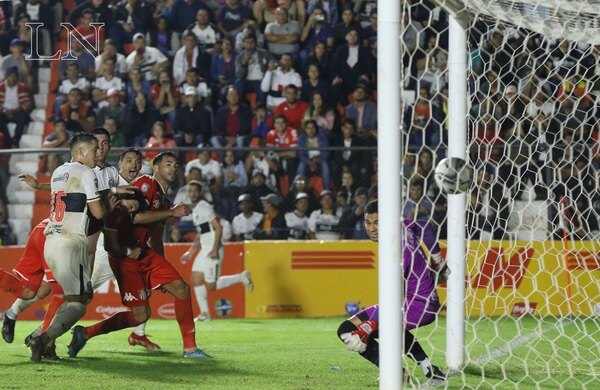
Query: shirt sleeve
82 168 100 202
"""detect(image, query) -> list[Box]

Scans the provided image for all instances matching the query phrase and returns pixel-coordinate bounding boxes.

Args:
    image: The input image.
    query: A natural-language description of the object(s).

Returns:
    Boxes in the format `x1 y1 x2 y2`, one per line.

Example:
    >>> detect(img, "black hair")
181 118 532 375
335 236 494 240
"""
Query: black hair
365 200 378 215
90 127 111 139
285 84 298 91
70 132 97 153
153 151 177 166
120 147 142 161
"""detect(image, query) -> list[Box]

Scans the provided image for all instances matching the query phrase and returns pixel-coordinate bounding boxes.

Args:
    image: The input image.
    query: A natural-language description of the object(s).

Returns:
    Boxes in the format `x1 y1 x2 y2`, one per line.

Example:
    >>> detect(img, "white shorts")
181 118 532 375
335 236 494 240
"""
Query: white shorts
191 246 224 283
91 232 115 290
44 234 91 296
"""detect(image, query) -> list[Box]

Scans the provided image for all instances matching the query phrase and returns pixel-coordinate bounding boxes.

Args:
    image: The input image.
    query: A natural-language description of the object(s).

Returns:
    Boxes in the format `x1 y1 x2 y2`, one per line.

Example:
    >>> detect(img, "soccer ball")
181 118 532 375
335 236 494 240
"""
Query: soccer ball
434 157 474 194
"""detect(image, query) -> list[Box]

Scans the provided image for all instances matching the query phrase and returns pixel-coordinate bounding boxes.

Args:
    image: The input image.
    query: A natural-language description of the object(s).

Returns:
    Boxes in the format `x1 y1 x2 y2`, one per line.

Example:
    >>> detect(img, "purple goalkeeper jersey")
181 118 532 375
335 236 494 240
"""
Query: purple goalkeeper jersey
403 219 439 308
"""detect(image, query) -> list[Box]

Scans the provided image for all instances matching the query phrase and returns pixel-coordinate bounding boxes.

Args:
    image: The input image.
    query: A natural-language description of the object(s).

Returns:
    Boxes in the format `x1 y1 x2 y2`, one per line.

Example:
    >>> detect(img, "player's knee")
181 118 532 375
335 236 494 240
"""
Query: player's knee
205 282 216 292
36 283 52 300
22 289 36 300
337 320 358 340
170 279 190 299
131 306 150 324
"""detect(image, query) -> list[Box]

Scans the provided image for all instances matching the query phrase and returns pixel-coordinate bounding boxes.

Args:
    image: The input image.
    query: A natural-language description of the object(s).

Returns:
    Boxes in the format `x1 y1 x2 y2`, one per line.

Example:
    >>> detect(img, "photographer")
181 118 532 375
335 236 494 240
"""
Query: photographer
300 6 334 61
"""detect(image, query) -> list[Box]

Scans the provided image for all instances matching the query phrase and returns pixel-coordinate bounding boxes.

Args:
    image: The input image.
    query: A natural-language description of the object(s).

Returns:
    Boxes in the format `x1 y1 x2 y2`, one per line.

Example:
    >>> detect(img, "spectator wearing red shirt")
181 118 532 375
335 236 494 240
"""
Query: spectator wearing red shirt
74 8 105 48
266 115 299 178
0 66 31 147
144 121 177 161
212 86 252 159
274 84 308 131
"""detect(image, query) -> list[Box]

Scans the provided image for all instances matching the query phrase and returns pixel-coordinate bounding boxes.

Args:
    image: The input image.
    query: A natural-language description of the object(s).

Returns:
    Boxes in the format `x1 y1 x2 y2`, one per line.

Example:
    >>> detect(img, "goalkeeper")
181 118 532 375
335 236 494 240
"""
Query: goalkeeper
337 200 446 381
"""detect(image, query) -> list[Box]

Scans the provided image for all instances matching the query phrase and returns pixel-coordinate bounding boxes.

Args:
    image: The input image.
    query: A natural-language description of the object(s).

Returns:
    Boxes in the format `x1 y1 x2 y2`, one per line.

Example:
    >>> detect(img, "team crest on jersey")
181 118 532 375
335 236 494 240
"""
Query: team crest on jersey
153 199 160 208
109 178 116 187
141 183 150 193
139 289 147 300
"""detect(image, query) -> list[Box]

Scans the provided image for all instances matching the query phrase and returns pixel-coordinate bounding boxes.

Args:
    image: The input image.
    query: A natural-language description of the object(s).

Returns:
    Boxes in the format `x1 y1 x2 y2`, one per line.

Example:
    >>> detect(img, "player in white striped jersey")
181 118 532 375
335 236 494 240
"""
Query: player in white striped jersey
232 194 263 241
284 192 310 240
28 132 109 362
179 182 253 321
308 190 343 240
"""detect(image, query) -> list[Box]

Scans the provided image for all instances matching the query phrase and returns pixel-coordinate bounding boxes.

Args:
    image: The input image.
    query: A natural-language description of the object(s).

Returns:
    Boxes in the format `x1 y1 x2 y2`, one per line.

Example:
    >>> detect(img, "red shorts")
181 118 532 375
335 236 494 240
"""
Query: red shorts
109 248 182 307
12 223 46 292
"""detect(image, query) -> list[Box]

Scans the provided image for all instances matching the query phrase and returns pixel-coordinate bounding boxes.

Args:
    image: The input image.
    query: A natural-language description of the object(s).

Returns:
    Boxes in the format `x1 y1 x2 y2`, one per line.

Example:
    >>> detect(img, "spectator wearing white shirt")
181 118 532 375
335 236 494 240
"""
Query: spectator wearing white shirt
308 190 342 240
186 8 220 54
232 193 263 241
185 146 223 195
92 57 125 109
126 32 170 82
54 63 90 117
261 53 302 109
94 39 128 79
285 192 310 240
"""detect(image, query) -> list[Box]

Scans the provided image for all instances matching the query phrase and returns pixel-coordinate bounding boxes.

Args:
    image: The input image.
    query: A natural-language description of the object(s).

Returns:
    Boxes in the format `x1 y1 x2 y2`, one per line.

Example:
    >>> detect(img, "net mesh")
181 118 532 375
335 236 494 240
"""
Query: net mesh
401 0 599 387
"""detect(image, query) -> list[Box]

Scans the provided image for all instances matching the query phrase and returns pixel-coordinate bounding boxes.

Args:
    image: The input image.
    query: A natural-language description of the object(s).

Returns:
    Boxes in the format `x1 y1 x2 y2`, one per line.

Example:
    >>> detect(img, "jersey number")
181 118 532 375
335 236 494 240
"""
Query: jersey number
50 191 66 222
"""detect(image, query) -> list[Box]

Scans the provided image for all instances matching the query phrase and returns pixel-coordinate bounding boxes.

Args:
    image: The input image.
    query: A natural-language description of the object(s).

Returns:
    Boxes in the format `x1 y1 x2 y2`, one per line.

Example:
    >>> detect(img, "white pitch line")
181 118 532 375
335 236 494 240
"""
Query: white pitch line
418 317 568 390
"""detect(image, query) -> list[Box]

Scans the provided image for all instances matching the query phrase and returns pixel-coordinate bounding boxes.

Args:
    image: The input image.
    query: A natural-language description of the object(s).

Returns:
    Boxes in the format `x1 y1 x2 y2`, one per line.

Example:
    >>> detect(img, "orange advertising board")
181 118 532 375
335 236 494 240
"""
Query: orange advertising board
0 243 245 321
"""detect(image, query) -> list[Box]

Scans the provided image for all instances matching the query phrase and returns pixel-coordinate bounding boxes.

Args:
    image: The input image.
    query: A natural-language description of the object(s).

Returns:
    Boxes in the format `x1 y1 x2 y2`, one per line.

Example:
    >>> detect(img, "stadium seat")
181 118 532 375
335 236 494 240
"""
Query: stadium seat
245 93 257 109
308 176 324 196
278 175 290 197
34 189 50 205
123 43 135 55
64 0 77 12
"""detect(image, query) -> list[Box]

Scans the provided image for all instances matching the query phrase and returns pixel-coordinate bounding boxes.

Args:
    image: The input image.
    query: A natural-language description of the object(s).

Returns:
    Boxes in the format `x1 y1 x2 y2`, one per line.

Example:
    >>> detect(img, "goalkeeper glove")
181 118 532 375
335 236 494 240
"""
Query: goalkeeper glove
340 332 367 353
352 320 378 343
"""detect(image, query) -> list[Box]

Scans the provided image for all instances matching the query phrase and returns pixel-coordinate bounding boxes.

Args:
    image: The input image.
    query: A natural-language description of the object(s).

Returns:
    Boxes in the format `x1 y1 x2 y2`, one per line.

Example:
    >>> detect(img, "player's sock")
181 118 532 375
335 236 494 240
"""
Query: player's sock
5 308 16 321
41 296 65 333
85 311 140 339
43 301 86 341
174 297 196 350
132 322 146 336
193 285 210 315
405 330 428 362
0 270 25 298
11 297 39 317
215 274 244 289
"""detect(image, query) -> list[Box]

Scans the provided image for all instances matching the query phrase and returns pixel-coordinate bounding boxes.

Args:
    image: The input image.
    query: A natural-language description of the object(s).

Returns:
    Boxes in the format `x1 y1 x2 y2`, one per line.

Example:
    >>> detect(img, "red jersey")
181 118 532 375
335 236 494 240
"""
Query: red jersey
265 127 298 149
274 101 308 131
131 175 171 248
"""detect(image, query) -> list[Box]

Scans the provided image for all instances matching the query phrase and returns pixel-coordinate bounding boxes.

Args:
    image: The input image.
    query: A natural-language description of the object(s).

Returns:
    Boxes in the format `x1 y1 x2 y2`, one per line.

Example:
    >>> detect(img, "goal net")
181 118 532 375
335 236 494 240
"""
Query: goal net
400 0 599 387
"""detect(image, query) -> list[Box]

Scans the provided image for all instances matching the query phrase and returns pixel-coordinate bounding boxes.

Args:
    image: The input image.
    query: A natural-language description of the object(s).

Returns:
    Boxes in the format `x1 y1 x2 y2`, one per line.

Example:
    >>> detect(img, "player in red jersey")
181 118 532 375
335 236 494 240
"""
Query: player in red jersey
68 152 211 359
1 220 51 340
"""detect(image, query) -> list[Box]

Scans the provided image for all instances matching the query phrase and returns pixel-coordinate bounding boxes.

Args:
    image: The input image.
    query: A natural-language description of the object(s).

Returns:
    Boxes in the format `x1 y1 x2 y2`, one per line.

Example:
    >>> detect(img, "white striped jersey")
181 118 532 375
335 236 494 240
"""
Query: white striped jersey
284 211 309 240
45 162 100 237
94 164 120 191
192 200 216 246
232 212 263 240
308 209 342 240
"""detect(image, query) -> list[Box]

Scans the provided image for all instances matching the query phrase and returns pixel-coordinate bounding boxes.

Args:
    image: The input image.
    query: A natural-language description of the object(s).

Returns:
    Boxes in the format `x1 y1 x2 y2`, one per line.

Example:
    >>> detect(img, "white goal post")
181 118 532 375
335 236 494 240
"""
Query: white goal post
378 0 600 388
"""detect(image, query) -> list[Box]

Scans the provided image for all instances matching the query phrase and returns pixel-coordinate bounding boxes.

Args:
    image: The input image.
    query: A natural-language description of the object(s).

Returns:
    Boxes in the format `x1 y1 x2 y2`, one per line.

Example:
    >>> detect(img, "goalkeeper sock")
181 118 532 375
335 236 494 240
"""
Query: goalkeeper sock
85 310 140 339
419 358 433 376
132 322 146 336
216 274 244 290
41 296 65 333
174 297 196 350
193 285 210 315
0 270 24 298
405 330 428 362
11 296 40 316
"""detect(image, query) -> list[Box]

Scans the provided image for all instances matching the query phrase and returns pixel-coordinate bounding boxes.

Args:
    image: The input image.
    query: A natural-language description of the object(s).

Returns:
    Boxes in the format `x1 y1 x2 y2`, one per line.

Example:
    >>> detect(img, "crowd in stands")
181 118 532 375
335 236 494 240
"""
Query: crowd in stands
0 0 598 243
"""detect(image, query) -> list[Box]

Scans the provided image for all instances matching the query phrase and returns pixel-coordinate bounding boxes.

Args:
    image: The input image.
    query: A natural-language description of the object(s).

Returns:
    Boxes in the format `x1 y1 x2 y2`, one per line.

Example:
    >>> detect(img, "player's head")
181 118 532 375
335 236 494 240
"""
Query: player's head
152 151 178 184
70 132 99 168
187 180 203 203
118 147 142 182
364 200 378 242
90 127 111 166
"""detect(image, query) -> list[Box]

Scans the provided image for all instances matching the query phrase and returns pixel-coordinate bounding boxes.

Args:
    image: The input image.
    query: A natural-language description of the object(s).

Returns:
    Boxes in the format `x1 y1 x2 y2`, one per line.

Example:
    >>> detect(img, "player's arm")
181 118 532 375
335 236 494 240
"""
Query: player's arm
132 203 190 225
18 174 50 191
180 232 200 264
209 217 223 258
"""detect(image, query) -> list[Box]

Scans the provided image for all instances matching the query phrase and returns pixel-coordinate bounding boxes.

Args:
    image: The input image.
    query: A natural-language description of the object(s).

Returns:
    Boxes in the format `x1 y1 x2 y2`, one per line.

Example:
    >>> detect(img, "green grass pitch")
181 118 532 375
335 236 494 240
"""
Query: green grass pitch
0 317 598 389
